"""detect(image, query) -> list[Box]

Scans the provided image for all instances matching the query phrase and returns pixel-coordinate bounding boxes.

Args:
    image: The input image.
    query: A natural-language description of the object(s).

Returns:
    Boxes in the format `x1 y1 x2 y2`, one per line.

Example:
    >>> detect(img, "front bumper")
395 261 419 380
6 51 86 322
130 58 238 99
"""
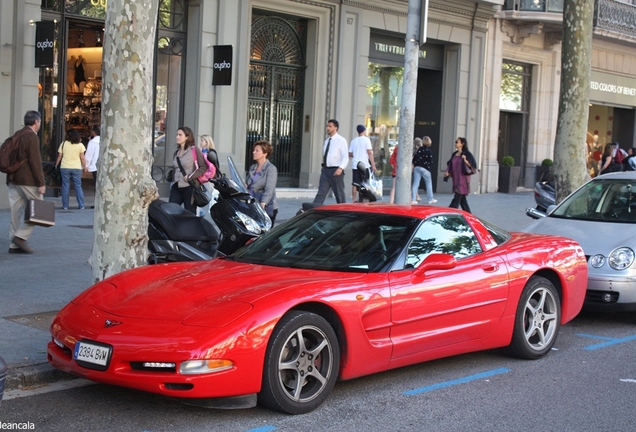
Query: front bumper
47 303 264 400
584 275 636 311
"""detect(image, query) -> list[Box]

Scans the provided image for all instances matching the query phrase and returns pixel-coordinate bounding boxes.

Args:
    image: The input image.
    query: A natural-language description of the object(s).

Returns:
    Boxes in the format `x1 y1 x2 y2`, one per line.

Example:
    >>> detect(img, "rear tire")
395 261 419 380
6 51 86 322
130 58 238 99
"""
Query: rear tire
258 311 340 414
505 276 560 359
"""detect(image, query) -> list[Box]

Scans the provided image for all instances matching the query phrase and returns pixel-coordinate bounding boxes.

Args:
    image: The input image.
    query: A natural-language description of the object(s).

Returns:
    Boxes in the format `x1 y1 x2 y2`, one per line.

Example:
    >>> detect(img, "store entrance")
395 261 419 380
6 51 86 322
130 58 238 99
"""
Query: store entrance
63 23 104 147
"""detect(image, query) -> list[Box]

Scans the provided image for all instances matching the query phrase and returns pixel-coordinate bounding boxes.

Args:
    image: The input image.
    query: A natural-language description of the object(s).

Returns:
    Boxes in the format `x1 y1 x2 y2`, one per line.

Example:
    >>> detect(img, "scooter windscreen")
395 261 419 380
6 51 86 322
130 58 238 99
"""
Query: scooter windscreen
226 156 251 195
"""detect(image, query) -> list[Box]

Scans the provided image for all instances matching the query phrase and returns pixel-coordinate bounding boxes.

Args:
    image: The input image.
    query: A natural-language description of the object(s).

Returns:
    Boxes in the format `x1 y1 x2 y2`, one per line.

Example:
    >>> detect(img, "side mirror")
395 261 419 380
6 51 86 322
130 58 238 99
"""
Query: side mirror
412 253 457 277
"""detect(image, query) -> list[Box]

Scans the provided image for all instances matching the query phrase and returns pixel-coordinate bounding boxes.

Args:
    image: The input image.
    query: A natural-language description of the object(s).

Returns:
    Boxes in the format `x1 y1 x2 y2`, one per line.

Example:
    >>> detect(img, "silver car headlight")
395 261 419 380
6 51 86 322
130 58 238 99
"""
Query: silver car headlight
589 254 606 268
235 211 261 234
608 247 635 270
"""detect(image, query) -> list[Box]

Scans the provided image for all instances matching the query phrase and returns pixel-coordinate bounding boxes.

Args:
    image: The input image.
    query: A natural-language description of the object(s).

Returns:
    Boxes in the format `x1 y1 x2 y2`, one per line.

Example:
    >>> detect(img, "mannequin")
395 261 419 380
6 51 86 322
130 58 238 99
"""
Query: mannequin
75 55 87 86
67 55 76 92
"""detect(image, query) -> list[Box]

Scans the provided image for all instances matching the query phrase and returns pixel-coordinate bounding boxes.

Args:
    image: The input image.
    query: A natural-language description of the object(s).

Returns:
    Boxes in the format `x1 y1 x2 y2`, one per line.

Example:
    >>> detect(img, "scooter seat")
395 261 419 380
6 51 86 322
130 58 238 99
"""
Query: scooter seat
149 200 220 242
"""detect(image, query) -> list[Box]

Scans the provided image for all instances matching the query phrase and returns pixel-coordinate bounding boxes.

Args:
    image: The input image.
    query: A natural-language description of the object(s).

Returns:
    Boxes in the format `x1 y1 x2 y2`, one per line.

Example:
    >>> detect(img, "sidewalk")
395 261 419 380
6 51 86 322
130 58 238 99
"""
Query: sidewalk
0 188 535 391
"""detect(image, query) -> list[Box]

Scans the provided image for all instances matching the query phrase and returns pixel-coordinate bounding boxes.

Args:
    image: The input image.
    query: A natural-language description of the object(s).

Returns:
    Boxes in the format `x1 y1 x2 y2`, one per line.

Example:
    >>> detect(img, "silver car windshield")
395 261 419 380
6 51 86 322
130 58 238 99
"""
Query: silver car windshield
550 179 636 223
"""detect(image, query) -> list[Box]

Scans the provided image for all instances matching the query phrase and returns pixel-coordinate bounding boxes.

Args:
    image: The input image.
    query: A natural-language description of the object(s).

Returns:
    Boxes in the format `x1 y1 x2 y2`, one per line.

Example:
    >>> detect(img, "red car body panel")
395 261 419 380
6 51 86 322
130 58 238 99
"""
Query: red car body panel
47 204 588 401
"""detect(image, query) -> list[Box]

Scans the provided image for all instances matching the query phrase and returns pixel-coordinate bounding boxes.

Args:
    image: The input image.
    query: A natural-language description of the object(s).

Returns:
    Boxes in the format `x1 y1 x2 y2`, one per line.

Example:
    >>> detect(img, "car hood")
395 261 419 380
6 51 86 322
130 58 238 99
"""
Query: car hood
522 216 635 255
88 259 367 321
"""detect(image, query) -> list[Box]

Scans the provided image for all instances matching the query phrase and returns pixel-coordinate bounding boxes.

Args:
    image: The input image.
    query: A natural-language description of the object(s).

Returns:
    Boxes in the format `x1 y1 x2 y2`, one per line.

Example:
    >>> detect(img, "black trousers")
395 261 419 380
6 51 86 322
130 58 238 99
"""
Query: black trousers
169 184 196 214
449 192 471 213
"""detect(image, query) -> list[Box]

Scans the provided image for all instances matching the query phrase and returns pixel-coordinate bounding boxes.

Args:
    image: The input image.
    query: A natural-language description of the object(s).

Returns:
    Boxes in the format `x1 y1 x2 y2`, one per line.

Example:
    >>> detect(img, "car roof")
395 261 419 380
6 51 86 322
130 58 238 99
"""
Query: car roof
594 171 636 180
313 203 467 218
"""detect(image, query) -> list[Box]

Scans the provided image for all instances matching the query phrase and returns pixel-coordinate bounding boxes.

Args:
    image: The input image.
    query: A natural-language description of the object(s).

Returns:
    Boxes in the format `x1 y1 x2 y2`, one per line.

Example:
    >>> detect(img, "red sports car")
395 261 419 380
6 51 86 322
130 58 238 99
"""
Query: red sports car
48 204 587 414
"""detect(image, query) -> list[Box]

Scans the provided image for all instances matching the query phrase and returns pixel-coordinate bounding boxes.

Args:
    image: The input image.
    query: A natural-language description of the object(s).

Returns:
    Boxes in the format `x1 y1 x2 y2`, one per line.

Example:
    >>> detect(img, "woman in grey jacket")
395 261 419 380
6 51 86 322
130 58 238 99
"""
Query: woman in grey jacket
247 140 279 225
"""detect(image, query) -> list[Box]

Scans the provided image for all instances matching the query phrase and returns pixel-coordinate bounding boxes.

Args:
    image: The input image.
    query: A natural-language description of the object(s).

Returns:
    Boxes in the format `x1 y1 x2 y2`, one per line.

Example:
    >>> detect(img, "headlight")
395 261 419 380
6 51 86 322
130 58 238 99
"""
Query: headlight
180 359 233 375
608 247 635 270
589 254 605 268
235 211 261 234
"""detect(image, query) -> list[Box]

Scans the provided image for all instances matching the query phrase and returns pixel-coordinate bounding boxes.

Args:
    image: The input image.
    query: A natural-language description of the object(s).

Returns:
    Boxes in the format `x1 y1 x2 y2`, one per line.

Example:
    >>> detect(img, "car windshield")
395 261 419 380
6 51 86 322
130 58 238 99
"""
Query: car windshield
231 210 420 272
550 178 636 223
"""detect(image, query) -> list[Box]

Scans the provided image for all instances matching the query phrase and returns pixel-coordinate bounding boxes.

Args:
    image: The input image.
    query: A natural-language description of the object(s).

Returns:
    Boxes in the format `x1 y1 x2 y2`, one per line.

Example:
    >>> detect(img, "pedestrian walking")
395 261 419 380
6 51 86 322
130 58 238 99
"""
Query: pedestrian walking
196 134 216 217
444 137 477 213
6 110 46 254
56 129 86 210
169 126 208 214
349 124 378 202
313 119 348 204
412 136 437 204
389 144 398 204
247 140 279 225
84 125 100 187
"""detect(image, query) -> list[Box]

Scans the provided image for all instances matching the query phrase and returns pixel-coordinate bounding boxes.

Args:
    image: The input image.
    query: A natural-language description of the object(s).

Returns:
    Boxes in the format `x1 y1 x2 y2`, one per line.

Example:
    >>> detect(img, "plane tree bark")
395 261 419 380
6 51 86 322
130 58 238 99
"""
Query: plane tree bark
553 0 593 202
90 0 159 282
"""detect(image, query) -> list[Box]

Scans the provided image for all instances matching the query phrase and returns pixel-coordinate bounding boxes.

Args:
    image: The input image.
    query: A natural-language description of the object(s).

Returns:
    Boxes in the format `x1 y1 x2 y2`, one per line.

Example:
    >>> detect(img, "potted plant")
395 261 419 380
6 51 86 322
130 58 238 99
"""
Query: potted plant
535 158 553 182
498 156 521 193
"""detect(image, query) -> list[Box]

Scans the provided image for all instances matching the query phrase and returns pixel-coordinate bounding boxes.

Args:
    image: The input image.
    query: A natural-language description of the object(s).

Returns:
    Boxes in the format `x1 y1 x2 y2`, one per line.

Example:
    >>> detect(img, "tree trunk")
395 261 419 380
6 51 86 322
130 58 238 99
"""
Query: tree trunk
553 0 593 202
91 0 159 282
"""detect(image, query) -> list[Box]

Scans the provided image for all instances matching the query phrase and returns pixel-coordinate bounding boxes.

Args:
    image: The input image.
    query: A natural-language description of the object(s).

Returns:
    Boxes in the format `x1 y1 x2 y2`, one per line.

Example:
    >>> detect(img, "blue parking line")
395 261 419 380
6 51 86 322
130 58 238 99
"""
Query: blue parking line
245 426 277 432
577 333 636 350
403 367 511 396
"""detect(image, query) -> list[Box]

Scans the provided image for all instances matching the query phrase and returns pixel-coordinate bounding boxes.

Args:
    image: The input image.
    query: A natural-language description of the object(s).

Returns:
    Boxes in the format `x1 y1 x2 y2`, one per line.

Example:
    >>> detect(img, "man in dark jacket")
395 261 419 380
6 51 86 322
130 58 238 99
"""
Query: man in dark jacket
6 110 45 254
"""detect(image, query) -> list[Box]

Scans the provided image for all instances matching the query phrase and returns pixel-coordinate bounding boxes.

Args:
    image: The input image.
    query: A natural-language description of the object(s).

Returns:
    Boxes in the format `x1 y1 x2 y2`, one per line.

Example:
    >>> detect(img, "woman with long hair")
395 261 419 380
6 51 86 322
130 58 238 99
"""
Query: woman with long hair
55 129 86 210
444 137 477 213
598 143 615 175
169 126 208 214
246 140 279 225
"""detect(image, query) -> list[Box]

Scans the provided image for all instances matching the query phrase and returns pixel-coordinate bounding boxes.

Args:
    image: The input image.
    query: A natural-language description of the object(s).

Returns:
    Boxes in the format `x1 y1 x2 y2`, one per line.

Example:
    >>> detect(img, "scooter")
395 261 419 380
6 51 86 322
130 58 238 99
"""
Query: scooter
147 151 272 262
525 170 556 219
208 152 272 255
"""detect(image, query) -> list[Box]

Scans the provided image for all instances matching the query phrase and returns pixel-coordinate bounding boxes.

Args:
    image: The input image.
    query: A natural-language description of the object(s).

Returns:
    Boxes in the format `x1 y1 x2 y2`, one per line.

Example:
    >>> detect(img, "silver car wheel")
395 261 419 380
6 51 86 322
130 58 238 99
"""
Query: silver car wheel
277 324 333 403
523 285 559 351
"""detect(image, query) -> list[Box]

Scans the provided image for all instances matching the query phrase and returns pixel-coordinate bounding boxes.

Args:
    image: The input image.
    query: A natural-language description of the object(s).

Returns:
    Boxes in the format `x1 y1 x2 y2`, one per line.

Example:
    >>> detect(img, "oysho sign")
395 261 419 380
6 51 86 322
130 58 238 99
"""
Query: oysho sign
35 21 55 67
212 45 233 86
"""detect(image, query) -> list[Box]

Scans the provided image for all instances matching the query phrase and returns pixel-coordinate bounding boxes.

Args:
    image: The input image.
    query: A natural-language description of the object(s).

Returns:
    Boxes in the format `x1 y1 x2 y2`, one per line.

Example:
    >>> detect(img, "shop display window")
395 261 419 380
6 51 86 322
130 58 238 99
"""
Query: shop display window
365 62 403 176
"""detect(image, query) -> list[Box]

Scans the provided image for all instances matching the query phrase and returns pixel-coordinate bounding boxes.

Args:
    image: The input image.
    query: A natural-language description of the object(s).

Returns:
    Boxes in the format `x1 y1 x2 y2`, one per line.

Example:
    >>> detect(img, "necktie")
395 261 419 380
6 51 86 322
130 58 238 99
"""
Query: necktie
323 137 331 167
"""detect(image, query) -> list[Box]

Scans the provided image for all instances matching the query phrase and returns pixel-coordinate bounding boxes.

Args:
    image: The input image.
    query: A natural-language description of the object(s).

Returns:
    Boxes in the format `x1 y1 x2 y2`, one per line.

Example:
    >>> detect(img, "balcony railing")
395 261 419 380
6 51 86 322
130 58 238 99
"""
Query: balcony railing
594 0 636 38
502 0 636 39
502 0 564 13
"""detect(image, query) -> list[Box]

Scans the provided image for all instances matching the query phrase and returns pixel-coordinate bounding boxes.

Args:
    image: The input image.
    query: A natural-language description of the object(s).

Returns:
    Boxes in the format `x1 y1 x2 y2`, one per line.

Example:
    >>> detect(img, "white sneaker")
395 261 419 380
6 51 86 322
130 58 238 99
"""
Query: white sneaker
428 199 438 204
411 201 418 205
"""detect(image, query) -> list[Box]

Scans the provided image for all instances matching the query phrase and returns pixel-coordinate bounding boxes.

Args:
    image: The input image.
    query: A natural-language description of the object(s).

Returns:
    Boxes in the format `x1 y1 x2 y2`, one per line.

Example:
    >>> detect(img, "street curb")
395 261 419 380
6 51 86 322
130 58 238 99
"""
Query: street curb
5 361 74 391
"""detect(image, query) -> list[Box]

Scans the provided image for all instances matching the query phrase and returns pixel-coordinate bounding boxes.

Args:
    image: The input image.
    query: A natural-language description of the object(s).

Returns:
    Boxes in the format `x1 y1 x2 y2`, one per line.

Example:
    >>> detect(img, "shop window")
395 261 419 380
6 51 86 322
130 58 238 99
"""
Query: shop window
366 63 403 176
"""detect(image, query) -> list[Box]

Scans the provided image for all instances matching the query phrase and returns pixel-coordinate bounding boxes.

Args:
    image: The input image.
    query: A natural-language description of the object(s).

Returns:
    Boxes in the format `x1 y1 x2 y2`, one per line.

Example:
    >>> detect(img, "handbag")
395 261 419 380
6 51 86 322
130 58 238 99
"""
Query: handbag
462 162 476 176
368 171 383 199
191 183 211 207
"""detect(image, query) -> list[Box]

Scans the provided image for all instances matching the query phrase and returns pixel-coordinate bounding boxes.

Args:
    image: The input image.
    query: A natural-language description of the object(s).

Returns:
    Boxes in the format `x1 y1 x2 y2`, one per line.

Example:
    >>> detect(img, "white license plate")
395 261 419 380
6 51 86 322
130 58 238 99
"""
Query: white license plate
74 341 111 367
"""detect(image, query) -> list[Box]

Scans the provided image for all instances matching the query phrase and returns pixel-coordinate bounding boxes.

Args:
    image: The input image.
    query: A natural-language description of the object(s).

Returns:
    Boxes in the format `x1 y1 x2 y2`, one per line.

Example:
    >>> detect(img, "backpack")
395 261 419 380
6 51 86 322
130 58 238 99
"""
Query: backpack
0 130 27 174
191 147 216 183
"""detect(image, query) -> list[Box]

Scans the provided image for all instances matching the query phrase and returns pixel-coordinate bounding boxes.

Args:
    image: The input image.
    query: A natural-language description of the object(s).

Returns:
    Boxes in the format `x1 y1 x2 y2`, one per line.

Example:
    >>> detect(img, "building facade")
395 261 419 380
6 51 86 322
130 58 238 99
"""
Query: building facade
2 0 635 210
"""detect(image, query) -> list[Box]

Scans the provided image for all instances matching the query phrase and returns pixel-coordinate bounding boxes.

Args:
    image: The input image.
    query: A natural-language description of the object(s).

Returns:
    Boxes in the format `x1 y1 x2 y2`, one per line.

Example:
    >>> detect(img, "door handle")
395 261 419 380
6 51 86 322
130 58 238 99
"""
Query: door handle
482 263 499 272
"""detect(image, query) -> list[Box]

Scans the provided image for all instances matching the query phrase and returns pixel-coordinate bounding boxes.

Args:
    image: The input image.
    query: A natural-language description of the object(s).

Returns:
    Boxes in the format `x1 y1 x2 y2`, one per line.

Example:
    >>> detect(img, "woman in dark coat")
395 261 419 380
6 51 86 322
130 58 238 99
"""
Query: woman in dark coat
444 137 477 213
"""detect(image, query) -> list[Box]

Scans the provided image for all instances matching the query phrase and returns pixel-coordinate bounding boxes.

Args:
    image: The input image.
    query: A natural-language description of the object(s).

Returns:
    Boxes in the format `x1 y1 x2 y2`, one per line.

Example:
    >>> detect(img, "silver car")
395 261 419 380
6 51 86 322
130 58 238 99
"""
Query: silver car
522 171 636 311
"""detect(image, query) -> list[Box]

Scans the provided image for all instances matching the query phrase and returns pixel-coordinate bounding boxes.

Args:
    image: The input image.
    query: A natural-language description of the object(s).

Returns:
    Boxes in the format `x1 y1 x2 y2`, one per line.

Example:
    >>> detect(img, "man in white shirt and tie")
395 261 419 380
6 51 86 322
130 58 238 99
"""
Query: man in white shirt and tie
313 119 349 204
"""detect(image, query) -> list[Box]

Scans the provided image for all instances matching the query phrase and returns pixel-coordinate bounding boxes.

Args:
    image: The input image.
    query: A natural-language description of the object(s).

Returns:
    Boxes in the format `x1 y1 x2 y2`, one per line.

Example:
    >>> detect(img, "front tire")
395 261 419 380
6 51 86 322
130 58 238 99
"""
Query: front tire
505 276 561 359
258 311 340 414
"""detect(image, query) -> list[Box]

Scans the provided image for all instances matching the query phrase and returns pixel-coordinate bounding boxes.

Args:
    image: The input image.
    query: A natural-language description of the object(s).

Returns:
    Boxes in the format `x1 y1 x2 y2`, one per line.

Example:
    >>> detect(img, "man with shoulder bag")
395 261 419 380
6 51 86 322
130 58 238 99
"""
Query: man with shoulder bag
5 111 46 254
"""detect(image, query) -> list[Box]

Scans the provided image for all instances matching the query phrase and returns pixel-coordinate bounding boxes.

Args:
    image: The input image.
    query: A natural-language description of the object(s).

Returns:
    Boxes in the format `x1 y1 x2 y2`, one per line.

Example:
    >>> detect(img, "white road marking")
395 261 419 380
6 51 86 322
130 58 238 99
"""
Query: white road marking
3 379 96 400
619 378 636 383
